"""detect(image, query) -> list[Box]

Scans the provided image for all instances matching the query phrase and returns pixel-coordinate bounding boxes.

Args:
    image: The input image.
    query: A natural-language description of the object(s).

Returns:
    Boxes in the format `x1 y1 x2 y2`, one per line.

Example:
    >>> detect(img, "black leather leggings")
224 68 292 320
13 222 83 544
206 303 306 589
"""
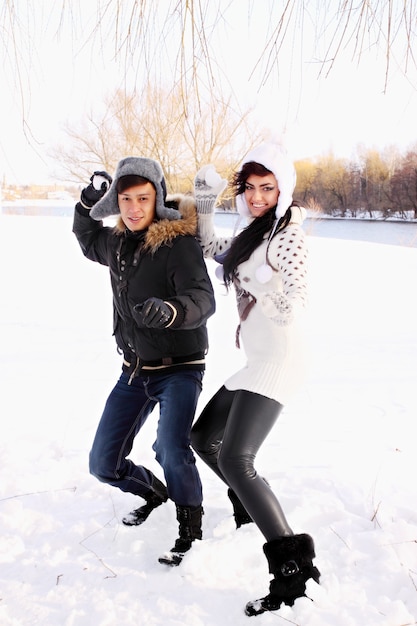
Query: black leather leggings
191 386 293 541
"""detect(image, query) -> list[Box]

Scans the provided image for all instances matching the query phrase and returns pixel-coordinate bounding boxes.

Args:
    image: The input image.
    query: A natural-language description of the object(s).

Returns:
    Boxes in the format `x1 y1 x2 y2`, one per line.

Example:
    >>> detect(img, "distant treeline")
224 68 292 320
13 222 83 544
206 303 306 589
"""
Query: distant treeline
293 148 417 220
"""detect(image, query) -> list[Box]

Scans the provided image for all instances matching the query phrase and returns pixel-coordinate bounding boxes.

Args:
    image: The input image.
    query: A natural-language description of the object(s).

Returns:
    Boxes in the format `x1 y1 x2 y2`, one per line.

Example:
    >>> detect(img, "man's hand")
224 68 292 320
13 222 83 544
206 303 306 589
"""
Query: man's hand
80 171 112 209
133 298 177 328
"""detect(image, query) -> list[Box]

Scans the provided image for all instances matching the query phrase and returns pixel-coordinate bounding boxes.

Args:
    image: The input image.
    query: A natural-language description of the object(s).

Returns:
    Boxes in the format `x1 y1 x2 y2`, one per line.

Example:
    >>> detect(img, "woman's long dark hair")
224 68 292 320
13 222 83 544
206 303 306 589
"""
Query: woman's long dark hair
222 161 293 287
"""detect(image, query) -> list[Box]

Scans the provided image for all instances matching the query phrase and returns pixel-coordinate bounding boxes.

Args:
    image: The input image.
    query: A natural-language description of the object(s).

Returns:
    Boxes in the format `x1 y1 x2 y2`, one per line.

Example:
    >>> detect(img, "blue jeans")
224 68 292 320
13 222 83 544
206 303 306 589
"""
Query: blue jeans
89 369 204 507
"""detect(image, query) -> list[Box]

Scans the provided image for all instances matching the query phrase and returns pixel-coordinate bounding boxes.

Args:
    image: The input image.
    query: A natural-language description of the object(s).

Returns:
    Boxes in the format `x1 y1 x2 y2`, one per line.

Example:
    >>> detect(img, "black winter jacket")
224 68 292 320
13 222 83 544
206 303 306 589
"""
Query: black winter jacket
73 194 215 376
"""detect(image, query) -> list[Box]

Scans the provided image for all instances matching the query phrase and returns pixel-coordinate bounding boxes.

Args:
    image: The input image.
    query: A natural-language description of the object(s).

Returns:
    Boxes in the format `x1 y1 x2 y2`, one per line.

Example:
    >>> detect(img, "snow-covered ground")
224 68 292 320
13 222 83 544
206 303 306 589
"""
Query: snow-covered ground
0 215 416 626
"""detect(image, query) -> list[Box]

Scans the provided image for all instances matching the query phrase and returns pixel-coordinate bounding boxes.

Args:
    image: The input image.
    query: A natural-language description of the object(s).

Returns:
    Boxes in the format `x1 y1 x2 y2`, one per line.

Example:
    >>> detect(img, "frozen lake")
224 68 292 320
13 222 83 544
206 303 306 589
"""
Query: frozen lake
305 216 417 248
2 203 416 247
214 212 417 248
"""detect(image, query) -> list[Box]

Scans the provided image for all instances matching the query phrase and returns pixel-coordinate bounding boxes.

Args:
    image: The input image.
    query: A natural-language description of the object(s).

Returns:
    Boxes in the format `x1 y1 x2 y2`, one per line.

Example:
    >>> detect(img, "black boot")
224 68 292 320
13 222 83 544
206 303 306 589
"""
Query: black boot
227 488 253 528
122 474 168 526
158 504 203 566
245 533 320 617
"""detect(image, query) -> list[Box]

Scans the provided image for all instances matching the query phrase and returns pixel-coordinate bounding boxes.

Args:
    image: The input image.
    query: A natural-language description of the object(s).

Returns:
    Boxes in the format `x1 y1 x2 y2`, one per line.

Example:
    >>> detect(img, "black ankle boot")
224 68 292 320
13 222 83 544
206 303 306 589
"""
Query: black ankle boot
227 488 253 528
245 533 320 616
122 475 168 526
158 504 203 566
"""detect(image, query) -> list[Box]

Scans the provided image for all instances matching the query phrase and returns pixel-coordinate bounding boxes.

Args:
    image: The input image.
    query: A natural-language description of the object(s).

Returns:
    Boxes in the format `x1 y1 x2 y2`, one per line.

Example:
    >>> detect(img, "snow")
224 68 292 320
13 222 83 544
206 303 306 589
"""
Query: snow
1 214 416 626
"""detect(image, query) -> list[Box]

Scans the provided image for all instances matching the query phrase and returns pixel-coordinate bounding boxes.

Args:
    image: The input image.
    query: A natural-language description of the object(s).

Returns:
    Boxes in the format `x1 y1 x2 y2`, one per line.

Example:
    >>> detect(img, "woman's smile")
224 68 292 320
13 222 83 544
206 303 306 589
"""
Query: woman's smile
244 173 280 217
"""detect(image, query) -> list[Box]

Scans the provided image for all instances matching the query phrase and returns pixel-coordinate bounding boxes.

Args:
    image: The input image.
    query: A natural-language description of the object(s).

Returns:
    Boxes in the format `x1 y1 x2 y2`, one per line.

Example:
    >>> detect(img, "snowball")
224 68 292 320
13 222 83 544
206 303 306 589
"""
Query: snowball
92 174 110 191
205 166 222 187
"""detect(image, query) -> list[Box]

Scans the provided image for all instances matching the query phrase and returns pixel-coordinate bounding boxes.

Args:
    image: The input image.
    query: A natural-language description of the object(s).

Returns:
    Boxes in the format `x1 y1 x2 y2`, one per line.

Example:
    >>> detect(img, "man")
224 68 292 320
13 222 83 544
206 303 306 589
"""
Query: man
73 157 215 565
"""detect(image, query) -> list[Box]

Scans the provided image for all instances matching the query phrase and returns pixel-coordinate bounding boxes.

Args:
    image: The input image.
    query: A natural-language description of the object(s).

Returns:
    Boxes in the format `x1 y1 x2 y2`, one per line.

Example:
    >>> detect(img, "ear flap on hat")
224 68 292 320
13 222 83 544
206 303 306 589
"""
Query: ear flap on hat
236 194 251 219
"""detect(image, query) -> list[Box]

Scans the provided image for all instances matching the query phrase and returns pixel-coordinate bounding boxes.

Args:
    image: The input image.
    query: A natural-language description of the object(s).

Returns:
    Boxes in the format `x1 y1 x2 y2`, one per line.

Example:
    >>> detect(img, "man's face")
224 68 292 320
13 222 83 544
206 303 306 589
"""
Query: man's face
118 182 157 231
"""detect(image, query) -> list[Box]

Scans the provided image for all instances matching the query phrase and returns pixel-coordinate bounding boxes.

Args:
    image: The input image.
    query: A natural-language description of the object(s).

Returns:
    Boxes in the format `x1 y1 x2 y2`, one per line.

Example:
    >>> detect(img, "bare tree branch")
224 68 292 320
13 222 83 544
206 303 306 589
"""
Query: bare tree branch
2 0 417 182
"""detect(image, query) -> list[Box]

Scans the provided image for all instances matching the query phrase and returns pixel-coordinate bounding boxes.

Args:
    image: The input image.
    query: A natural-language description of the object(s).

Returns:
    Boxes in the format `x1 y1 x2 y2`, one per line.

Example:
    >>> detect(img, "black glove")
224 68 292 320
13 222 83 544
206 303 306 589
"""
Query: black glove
80 171 113 208
133 298 176 329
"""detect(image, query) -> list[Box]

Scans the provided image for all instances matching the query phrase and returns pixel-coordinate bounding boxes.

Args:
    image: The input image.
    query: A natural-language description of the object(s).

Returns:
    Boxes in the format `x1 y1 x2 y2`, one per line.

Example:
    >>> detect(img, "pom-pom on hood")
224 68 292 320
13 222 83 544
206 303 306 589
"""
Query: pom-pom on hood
90 156 180 222
236 143 296 220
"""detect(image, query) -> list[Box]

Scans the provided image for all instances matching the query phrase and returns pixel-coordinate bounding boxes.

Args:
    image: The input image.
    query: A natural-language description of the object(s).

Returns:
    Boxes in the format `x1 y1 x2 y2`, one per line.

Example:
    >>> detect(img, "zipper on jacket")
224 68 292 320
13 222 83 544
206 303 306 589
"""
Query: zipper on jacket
128 356 141 385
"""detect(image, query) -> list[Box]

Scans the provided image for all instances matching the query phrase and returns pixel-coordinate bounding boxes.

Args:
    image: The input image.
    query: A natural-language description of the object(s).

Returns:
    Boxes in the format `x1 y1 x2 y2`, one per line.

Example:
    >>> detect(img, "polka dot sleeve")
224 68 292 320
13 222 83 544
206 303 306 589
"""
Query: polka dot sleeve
196 212 232 259
261 225 308 325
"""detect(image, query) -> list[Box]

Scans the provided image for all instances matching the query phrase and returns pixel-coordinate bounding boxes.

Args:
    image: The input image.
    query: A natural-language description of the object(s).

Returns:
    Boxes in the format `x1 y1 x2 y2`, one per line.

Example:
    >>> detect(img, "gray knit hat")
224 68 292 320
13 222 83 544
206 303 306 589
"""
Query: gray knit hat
90 156 180 221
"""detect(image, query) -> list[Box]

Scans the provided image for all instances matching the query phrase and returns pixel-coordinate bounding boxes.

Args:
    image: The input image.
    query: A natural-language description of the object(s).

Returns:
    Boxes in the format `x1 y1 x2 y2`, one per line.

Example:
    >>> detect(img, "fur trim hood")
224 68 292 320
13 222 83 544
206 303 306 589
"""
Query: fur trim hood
114 193 197 254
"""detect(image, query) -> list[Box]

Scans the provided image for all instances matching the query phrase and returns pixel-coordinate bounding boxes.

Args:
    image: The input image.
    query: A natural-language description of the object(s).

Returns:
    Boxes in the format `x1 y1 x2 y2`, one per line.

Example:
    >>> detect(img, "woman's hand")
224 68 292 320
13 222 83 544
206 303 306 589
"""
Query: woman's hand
194 165 227 214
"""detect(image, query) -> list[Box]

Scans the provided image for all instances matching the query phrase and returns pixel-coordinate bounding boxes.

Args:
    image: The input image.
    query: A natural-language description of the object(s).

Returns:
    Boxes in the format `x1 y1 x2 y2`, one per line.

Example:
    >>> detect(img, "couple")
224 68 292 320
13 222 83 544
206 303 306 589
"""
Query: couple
72 143 320 617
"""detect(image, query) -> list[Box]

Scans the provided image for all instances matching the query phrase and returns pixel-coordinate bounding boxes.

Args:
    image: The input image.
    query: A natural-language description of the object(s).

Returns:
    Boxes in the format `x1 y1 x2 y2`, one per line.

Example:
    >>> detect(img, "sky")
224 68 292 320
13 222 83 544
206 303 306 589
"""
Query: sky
1 0 417 186
0 213 416 624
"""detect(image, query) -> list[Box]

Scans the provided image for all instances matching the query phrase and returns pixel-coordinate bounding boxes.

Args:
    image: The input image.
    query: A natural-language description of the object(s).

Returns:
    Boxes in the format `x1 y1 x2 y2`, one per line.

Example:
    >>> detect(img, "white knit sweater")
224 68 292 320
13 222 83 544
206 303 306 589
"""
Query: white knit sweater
197 207 309 405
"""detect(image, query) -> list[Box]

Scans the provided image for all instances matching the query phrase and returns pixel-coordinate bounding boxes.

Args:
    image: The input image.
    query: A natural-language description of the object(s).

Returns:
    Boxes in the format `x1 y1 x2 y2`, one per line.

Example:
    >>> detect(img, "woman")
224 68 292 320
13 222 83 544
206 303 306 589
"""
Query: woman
73 157 215 566
191 144 320 615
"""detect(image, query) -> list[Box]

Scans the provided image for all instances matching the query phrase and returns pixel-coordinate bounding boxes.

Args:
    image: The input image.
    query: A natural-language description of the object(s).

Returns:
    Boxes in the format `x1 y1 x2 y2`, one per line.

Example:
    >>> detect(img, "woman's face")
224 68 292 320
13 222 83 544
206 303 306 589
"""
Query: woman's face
118 182 156 231
244 173 279 218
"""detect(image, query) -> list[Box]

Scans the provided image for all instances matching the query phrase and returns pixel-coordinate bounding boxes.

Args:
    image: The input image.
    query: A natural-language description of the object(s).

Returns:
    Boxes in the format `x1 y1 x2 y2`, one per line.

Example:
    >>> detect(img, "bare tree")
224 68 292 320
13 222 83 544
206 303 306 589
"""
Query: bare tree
78 1 417 93
358 149 391 218
389 150 417 219
289 146 417 218
2 1 416 185
312 154 352 216
50 84 263 190
3 1 416 109
294 159 318 206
